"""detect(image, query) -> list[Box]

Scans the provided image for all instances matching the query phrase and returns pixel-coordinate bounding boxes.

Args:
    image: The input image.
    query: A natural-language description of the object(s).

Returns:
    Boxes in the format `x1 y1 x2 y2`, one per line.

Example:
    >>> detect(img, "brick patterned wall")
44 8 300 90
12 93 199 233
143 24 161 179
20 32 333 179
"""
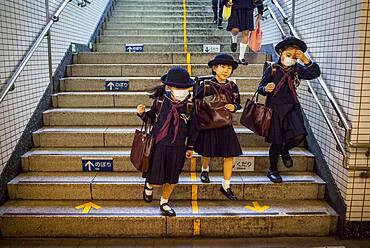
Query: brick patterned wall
262 0 370 221
0 0 110 174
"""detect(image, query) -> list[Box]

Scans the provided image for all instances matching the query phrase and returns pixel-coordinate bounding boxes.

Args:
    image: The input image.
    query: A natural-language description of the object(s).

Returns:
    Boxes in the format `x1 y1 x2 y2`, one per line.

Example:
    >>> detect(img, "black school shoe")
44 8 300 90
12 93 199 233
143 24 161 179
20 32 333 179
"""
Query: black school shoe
213 16 217 24
220 186 238 200
200 171 210 183
281 152 293 168
267 170 283 183
238 59 248 65
143 181 153 203
160 203 176 217
217 20 223 29
231 42 237 52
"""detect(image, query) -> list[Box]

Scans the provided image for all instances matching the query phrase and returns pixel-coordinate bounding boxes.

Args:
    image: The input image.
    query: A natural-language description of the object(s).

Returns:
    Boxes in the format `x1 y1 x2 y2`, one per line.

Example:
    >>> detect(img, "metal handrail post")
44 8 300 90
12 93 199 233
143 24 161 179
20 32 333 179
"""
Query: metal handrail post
267 6 286 39
0 0 72 104
45 0 54 94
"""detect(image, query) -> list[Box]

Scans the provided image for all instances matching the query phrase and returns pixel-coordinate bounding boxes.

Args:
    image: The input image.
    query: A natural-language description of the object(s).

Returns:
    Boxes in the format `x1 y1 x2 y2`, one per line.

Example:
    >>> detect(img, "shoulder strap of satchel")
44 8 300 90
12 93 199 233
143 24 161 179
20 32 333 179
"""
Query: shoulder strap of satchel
265 61 276 82
155 96 164 121
156 95 193 117
186 100 193 115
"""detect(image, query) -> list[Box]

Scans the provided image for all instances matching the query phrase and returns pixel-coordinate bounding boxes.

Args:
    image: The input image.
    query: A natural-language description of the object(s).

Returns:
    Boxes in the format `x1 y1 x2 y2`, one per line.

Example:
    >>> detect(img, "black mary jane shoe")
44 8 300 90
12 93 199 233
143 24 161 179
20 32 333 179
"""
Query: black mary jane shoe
267 170 283 183
217 23 224 30
281 153 293 168
143 182 153 203
160 203 176 217
238 59 248 65
231 42 237 52
220 186 238 200
200 171 210 183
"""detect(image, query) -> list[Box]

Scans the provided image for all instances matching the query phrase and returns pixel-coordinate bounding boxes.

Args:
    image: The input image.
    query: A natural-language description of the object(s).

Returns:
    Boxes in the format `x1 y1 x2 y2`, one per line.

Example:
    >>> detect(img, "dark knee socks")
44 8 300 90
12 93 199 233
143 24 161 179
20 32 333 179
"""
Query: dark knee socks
269 135 305 171
269 143 283 172
280 135 305 155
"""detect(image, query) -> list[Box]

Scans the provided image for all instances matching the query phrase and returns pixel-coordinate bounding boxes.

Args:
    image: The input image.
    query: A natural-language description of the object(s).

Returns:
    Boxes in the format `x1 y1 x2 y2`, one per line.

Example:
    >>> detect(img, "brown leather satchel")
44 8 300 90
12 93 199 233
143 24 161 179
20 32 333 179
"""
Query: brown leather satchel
240 91 272 137
196 81 232 130
130 120 154 173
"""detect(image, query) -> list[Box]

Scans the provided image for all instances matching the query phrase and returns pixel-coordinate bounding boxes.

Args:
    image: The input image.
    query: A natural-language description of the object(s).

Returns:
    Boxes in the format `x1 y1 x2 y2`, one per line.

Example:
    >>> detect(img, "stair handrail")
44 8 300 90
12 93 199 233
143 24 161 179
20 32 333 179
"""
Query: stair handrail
0 0 92 105
266 0 370 170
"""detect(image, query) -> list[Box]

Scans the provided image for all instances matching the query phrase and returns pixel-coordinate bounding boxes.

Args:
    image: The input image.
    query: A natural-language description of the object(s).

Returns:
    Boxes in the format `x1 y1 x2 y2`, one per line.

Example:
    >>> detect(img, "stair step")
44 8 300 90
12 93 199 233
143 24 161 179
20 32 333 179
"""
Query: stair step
117 0 210 4
51 92 264 108
42 108 244 127
65 64 263 77
103 29 225 36
72 52 269 65
94 43 238 52
111 10 213 16
98 35 231 44
7 172 325 200
60 76 261 92
106 22 221 29
33 126 268 148
108 16 214 23
21 147 314 173
113 5 212 11
0 199 337 237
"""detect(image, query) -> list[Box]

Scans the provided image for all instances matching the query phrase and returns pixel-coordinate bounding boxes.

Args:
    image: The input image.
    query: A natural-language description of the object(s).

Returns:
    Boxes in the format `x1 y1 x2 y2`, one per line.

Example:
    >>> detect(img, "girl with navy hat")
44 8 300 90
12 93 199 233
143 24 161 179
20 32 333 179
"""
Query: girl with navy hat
194 53 242 200
222 0 263 65
258 37 321 183
137 67 197 216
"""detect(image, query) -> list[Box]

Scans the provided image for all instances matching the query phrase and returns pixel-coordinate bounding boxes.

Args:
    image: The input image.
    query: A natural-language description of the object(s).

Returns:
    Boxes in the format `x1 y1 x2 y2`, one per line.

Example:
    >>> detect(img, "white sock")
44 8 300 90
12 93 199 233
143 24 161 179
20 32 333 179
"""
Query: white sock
222 179 230 190
202 166 209 172
145 182 153 196
231 34 238 43
239 42 248 60
160 196 171 210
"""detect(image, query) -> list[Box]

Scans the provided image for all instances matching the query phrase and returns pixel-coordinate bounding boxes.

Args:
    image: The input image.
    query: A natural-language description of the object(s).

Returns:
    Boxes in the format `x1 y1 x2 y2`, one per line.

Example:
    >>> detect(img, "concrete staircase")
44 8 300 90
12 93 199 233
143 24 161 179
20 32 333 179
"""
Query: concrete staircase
0 0 338 238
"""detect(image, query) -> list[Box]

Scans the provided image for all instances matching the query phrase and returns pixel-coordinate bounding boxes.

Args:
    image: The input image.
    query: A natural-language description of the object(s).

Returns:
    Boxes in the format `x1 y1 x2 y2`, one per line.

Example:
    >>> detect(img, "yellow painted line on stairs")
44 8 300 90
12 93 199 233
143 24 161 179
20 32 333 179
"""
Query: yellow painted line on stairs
193 218 201 236
182 0 192 76
75 202 101 214
245 201 270 213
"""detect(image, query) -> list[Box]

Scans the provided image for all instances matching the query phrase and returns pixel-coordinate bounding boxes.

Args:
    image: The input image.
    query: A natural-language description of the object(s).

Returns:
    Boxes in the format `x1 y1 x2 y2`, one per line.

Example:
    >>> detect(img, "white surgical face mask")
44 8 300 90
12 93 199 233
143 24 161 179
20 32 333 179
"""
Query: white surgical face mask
282 57 297 67
171 89 189 101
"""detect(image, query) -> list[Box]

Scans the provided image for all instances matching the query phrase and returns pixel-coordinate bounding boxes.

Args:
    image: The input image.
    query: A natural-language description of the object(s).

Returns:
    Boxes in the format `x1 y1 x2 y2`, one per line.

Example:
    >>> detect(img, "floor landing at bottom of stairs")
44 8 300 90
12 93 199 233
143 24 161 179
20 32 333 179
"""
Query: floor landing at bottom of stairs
0 237 369 248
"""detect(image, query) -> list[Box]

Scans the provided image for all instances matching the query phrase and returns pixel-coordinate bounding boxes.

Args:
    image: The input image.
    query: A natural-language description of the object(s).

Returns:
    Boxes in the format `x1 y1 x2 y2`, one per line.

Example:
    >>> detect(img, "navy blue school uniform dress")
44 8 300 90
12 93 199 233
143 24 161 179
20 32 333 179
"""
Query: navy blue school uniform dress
222 0 263 32
194 78 242 157
139 96 197 185
258 61 321 144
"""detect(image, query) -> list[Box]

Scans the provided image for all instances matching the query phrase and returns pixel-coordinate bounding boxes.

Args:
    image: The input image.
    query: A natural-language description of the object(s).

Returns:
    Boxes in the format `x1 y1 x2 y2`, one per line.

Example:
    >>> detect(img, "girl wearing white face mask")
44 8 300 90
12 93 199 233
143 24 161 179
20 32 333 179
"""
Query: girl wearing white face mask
136 67 197 217
257 37 321 183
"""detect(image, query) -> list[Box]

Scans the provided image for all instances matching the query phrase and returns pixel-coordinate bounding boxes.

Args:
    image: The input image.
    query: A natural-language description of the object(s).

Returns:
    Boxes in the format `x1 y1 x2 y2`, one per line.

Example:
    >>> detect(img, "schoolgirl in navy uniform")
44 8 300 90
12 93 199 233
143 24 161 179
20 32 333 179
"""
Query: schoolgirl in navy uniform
212 0 224 29
222 0 263 65
194 53 242 200
258 37 321 183
137 67 197 216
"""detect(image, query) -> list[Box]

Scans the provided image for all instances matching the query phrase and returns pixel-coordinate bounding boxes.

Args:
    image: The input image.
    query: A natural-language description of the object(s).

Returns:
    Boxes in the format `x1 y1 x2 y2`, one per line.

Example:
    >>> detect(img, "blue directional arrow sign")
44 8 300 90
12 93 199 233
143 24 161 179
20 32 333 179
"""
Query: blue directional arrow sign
125 43 144 53
82 158 113 172
105 80 129 91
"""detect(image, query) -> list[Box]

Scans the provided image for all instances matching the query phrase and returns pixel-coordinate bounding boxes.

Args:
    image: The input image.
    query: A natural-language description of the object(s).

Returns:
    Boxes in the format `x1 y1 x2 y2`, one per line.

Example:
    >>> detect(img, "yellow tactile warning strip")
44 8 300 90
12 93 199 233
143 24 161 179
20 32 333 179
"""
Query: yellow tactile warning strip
190 156 199 234
182 0 192 76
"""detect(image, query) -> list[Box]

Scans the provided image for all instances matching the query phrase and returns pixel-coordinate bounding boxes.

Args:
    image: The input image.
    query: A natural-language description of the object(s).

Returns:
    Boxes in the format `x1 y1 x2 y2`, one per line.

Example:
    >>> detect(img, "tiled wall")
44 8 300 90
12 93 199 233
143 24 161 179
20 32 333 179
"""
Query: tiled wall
0 0 110 174
262 0 370 221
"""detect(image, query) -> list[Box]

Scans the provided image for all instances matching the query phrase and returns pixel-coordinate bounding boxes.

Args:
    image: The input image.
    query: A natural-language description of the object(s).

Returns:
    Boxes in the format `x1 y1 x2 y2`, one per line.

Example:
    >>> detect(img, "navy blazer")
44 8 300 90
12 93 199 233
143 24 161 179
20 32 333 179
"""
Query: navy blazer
194 78 242 113
258 61 321 105
138 96 197 149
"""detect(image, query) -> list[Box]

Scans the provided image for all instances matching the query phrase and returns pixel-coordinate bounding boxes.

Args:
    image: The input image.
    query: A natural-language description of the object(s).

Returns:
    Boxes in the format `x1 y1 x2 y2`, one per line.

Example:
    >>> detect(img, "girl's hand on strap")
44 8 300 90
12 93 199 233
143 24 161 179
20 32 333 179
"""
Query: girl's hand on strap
264 83 276 93
186 150 193 158
137 104 145 115
225 104 236 112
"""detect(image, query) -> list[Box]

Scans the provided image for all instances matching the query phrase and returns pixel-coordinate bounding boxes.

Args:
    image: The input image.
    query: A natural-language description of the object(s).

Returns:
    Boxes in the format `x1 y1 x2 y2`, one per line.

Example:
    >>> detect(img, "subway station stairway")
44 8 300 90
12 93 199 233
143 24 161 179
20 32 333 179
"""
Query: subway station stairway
0 0 338 237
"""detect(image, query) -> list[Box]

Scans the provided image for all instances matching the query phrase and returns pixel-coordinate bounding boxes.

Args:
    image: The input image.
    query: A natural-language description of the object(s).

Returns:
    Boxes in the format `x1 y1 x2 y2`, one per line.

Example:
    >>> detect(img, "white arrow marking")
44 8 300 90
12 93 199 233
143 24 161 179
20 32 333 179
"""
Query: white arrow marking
84 161 94 171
